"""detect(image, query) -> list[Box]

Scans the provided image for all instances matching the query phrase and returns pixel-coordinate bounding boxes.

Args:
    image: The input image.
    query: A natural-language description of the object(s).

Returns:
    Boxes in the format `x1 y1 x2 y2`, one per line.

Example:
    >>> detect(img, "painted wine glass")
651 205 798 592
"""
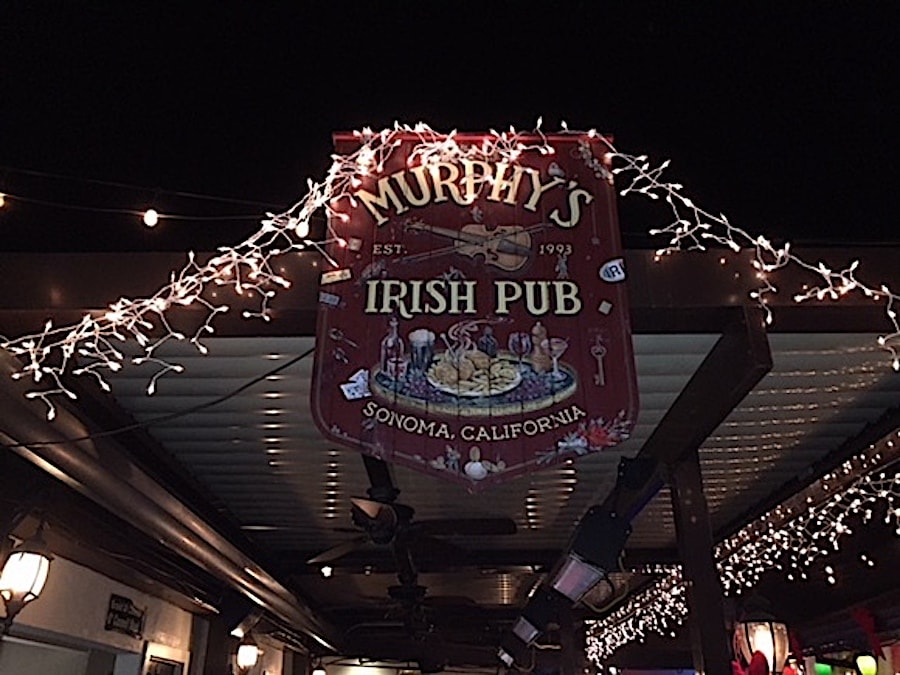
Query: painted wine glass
540 337 569 381
507 331 532 373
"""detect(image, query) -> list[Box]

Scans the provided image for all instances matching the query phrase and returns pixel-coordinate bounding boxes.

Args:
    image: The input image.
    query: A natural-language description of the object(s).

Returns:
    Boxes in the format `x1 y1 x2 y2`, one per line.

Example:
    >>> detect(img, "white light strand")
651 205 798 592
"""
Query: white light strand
585 566 688 664
2 121 898 419
716 448 900 593
585 443 899 663
0 122 560 418
609 151 900 370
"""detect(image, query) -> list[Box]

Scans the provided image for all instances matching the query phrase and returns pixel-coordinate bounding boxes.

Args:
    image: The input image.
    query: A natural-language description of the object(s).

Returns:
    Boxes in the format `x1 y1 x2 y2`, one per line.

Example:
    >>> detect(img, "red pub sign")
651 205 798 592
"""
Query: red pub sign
311 132 639 489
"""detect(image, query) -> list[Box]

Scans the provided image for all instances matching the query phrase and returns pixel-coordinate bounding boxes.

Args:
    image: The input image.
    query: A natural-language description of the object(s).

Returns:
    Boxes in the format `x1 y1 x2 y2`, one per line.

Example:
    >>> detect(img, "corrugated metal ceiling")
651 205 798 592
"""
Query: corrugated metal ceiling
104 331 898 561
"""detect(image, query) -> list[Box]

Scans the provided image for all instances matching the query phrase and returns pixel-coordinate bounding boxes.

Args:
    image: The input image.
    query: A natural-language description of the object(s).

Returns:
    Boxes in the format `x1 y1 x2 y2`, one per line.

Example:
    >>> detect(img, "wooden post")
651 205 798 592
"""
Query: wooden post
559 603 586 675
669 447 732 675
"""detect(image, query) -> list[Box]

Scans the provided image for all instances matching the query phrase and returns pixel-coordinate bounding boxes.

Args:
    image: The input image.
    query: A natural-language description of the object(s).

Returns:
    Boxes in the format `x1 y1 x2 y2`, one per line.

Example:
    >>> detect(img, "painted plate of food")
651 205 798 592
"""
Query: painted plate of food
426 349 521 398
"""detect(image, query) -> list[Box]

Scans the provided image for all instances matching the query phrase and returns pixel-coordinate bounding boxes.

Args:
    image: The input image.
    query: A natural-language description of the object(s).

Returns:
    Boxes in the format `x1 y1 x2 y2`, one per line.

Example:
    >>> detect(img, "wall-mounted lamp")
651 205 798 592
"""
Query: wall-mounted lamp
733 600 790 674
235 633 261 673
0 524 53 636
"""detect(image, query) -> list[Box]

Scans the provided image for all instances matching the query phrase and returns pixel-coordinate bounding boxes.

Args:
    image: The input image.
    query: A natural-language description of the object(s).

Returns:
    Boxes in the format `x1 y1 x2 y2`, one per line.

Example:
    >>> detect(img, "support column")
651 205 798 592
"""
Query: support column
669 447 732 675
558 604 586 675
196 613 233 675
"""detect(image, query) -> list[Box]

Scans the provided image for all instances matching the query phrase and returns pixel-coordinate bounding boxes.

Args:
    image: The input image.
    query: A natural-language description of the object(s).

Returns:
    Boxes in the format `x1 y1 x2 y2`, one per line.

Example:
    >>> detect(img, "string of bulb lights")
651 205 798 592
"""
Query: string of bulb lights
1 120 899 419
584 434 900 664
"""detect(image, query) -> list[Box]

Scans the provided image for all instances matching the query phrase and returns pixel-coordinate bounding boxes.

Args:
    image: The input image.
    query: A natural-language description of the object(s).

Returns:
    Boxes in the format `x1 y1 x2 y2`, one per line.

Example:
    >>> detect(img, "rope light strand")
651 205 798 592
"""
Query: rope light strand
2 121 899 419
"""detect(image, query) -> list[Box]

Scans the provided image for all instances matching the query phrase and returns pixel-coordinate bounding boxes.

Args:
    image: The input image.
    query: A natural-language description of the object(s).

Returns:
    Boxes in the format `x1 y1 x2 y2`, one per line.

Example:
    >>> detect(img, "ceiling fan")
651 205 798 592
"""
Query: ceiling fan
306 456 517 577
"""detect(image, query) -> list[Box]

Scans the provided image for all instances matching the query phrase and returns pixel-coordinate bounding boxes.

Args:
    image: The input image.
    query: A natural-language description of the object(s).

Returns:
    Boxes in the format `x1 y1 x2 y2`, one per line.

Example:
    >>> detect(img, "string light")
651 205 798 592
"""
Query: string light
0 122 558 418
716 444 900 594
0 190 265 223
142 208 159 227
2 121 898 418
585 440 899 663
585 565 688 663
610 152 900 369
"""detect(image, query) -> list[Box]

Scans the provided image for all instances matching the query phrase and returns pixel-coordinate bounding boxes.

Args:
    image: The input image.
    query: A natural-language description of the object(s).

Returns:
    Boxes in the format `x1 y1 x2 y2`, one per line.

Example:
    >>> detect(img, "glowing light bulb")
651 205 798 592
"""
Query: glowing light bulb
236 644 259 668
0 193 6 207
143 208 159 227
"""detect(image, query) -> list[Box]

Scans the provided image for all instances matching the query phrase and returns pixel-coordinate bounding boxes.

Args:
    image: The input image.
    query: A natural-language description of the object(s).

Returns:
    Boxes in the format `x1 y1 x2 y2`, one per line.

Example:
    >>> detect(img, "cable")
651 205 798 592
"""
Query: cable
0 164 283 209
2 193 265 222
0 345 315 450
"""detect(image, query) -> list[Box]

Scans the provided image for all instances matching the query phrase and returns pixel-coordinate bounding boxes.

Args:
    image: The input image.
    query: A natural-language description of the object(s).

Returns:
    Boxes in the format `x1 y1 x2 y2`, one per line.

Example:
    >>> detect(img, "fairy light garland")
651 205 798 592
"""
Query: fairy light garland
1 120 898 418
716 440 900 593
0 122 559 418
585 436 900 663
585 565 688 664
610 153 900 370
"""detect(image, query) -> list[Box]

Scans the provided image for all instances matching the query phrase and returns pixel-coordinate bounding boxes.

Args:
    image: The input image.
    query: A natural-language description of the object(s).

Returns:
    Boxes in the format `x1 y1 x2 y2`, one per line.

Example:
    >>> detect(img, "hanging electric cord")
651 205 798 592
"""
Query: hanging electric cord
0 345 316 450
0 163 284 208
512 640 536 673
582 577 628 615
1 193 264 221
0 163 331 227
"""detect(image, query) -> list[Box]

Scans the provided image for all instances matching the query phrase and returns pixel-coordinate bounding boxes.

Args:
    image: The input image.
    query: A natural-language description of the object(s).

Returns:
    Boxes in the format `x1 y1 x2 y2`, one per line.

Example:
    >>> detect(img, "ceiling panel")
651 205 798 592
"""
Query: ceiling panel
103 331 898 563
104 334 716 556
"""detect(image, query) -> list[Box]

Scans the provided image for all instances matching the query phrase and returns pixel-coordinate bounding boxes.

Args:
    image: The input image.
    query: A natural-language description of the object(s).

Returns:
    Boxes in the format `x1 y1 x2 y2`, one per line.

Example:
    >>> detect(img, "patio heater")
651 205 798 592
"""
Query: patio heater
548 506 630 603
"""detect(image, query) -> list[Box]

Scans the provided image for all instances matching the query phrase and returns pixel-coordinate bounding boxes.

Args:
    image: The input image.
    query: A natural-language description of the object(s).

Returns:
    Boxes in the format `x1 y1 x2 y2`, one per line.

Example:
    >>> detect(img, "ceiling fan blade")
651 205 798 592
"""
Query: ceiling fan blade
306 535 369 565
416 517 517 537
408 534 469 563
351 497 402 544
351 497 389 520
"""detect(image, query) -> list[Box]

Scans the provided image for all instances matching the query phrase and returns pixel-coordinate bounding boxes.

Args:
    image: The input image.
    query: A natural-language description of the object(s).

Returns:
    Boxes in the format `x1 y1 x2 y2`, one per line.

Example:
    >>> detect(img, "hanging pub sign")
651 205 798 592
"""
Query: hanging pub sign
311 132 639 489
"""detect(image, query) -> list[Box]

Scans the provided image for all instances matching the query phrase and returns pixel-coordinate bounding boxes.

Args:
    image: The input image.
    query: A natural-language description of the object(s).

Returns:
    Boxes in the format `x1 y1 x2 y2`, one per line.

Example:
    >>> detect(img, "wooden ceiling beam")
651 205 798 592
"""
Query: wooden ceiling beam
0 348 343 652
2 247 896 337
599 304 773 524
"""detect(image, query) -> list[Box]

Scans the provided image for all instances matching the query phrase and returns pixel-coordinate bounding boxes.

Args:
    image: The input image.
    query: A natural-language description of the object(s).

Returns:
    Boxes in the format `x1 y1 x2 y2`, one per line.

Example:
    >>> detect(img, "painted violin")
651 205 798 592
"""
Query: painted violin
405 219 533 272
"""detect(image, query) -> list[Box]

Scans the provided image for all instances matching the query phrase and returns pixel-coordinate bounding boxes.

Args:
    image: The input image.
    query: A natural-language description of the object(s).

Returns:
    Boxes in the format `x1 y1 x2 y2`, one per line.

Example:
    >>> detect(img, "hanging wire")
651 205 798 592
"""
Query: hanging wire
0 345 315 451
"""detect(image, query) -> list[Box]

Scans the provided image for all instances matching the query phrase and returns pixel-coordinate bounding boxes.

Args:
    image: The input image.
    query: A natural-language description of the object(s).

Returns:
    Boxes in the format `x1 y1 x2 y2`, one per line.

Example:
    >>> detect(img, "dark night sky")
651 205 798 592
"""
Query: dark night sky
1 2 898 252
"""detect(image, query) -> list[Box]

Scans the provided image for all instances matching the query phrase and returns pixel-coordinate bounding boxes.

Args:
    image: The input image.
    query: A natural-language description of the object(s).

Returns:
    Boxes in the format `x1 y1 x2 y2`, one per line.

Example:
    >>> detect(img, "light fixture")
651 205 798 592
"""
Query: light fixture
0 524 53 635
855 653 877 675
548 506 630 603
311 657 326 675
734 599 790 674
235 633 261 672
228 606 263 640
142 208 159 227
